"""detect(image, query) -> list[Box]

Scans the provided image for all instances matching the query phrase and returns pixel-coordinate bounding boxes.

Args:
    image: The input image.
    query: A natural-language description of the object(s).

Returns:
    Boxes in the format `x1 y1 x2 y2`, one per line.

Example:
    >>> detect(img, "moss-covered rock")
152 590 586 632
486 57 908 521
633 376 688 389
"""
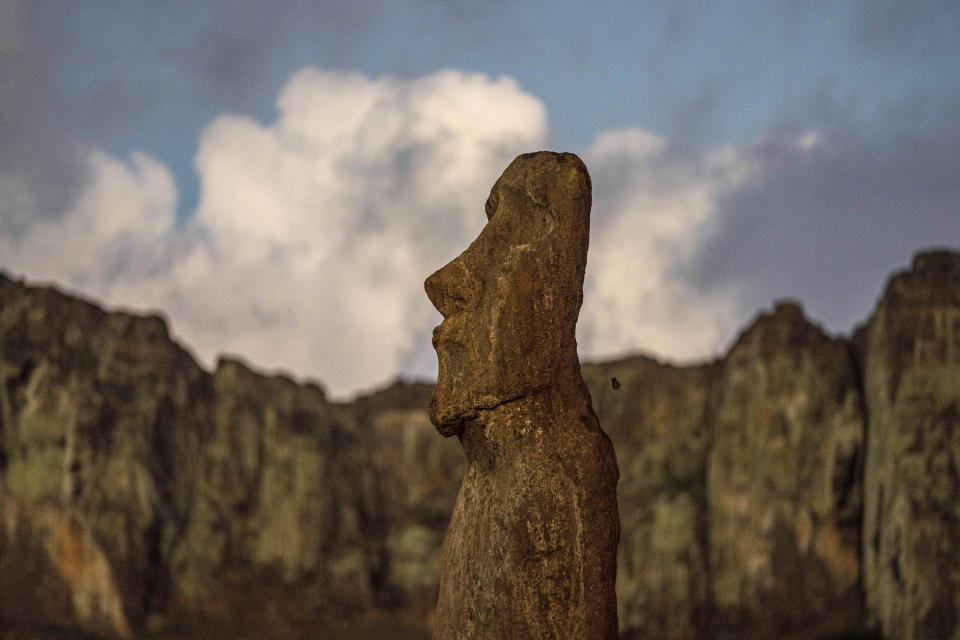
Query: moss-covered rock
707 301 864 635
0 279 205 636
1 249 958 639
857 250 960 640
583 356 716 640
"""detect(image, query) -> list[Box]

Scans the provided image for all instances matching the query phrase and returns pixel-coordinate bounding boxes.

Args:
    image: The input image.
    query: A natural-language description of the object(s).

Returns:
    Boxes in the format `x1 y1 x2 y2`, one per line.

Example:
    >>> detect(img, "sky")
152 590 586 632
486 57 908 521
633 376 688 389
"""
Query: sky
1 0 958 398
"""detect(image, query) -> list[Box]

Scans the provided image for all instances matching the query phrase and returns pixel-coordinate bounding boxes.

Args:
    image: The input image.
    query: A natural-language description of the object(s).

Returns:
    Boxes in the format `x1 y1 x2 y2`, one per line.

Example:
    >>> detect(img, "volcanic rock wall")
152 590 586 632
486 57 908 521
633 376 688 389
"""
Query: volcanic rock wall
0 249 958 639
0 278 380 638
582 357 716 638
856 251 960 640
584 302 865 639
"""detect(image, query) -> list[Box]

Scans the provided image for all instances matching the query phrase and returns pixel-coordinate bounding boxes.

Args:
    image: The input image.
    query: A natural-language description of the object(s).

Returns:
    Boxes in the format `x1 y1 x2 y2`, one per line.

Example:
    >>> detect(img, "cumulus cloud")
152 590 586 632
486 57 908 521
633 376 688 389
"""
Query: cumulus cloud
577 106 960 366
3 64 957 396
1 150 178 298
2 68 545 397
578 129 760 363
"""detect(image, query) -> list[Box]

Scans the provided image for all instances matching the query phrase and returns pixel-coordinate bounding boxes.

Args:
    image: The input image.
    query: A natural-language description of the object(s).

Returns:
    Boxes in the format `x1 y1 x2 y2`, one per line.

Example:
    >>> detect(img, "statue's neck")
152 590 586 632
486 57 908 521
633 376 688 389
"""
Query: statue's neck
458 379 592 472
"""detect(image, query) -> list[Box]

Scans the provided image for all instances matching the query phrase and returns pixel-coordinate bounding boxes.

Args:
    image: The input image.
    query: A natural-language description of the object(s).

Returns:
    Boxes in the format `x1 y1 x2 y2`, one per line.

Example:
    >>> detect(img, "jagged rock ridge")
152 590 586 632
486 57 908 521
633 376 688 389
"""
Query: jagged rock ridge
0 248 958 640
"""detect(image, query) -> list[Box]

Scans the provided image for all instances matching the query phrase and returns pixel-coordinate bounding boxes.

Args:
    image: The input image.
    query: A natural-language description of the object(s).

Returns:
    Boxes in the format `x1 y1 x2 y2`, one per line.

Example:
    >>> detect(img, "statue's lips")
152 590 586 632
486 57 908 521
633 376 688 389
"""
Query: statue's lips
432 321 462 348
432 323 448 347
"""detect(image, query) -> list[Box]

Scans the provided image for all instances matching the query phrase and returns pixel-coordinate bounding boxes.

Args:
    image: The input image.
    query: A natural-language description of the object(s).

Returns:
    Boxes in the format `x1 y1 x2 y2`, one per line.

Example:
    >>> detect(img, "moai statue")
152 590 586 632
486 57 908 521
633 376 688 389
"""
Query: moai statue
425 152 620 639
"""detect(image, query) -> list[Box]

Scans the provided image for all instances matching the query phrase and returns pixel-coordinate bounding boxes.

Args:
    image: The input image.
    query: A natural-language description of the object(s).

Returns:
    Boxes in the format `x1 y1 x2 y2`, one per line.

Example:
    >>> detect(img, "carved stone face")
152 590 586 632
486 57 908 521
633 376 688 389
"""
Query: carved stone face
424 152 591 434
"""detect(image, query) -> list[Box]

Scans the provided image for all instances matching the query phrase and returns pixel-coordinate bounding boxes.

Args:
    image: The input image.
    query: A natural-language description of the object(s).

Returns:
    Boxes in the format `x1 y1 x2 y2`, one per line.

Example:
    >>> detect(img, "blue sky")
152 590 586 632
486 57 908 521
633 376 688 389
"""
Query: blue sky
24 1 960 216
2 1 959 396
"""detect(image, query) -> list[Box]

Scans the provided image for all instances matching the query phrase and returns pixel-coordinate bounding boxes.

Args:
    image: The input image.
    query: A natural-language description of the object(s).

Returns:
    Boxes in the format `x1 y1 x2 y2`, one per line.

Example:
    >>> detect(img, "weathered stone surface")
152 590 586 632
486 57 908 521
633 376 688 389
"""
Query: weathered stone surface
0 279 205 637
0 494 130 637
0 276 411 638
425 152 620 638
167 357 377 635
583 304 867 640
707 301 864 635
857 250 960 640
3 246 960 640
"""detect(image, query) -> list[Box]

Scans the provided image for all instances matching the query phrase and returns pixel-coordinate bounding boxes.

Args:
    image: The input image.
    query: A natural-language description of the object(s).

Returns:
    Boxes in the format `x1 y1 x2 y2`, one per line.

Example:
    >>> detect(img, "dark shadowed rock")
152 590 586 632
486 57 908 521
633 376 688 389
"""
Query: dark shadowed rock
583 303 867 640
167 357 377 636
0 280 206 637
857 250 960 640
0 277 389 639
425 152 620 639
351 380 464 615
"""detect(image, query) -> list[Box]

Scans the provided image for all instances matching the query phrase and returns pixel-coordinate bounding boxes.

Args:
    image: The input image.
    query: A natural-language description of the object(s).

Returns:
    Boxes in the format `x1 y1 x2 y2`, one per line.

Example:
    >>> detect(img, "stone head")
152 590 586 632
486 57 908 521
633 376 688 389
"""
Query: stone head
424 152 592 434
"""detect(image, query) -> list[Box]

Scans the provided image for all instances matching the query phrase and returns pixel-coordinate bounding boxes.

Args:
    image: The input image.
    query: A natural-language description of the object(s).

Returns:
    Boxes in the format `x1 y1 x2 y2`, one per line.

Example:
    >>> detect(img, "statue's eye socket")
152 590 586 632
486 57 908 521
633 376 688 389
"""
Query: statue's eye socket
485 193 499 219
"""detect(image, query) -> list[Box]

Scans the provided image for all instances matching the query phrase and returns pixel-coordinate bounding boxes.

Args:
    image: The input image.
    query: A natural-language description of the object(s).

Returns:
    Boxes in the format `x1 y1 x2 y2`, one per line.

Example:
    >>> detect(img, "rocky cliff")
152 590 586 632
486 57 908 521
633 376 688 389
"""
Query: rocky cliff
1 249 958 639
856 251 960 640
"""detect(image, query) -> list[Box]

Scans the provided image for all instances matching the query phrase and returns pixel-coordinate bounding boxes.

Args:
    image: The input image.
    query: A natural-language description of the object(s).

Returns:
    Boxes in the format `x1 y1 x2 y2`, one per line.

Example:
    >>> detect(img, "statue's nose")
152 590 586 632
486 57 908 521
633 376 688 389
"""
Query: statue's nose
424 258 481 318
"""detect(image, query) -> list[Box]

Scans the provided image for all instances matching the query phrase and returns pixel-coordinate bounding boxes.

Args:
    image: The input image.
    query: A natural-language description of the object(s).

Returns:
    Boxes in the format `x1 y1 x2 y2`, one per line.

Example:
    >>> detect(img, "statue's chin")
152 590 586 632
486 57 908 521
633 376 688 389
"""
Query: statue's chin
429 392 465 436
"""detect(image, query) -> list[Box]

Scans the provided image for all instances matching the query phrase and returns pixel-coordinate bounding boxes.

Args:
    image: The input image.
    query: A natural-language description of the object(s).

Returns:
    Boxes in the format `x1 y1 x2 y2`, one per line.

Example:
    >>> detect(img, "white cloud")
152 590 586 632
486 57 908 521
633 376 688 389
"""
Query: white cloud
176 68 546 396
2 68 546 398
1 150 178 304
1 65 828 396
578 129 801 364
